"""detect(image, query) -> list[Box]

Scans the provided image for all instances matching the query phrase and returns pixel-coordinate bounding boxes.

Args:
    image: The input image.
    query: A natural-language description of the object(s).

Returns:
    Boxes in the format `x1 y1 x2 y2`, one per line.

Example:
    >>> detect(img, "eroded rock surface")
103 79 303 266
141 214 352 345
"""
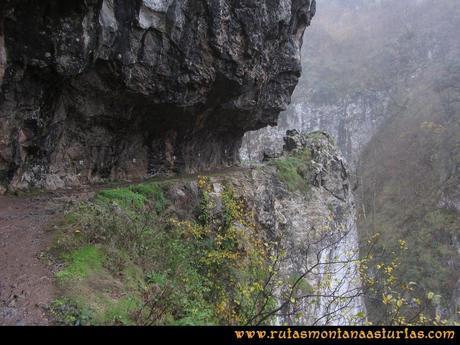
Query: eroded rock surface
168 131 364 324
0 0 315 190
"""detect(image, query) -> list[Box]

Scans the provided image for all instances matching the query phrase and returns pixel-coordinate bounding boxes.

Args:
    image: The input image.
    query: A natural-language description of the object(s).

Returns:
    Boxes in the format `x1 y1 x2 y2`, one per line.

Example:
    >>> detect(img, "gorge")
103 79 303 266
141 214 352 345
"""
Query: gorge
242 0 460 324
0 0 458 326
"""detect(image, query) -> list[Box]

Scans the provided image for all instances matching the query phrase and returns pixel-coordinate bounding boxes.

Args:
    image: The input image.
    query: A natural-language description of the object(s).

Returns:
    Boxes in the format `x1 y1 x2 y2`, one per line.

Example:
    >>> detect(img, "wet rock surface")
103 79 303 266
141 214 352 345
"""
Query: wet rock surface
0 0 315 191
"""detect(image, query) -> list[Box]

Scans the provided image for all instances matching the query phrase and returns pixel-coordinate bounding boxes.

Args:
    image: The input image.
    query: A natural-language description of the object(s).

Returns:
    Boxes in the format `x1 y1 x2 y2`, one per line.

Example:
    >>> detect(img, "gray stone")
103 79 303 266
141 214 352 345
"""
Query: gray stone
186 134 364 324
0 0 316 191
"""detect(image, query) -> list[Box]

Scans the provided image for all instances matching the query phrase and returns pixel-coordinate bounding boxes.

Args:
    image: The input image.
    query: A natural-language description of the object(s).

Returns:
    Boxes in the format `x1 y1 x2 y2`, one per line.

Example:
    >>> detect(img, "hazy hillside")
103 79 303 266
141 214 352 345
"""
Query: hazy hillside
243 0 460 323
302 0 460 323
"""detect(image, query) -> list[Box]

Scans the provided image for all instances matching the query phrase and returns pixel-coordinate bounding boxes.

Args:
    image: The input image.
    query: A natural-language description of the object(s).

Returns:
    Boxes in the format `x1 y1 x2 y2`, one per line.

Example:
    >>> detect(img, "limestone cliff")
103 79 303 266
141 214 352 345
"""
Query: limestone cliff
0 0 315 191
165 131 364 324
240 91 390 168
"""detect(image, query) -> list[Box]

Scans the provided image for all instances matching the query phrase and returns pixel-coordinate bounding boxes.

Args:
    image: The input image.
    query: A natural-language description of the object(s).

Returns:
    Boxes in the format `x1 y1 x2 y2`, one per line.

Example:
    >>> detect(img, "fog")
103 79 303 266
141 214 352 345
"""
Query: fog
292 0 460 323
242 0 460 323
292 0 460 105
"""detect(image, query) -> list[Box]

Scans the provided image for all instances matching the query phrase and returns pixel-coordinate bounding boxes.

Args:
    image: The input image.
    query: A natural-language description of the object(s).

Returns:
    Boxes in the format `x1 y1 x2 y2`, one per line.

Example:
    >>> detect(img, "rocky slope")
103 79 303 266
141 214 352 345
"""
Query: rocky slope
225 131 364 324
0 0 315 191
49 130 364 325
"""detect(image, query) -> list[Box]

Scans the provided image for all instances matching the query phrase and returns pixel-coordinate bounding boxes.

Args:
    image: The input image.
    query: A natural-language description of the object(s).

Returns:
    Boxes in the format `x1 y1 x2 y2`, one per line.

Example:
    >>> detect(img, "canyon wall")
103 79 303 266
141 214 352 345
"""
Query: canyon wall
240 91 390 168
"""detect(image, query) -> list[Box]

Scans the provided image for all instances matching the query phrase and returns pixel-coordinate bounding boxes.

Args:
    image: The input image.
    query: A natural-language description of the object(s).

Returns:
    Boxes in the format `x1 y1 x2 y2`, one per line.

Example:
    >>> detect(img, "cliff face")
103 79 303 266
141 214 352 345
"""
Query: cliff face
241 0 460 324
0 0 315 191
240 91 390 168
247 131 364 324
175 131 364 324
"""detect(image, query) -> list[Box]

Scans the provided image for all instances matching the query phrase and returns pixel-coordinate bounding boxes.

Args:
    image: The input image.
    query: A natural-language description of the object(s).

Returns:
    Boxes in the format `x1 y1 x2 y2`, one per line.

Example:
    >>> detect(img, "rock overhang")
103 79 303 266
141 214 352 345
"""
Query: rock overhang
0 0 315 190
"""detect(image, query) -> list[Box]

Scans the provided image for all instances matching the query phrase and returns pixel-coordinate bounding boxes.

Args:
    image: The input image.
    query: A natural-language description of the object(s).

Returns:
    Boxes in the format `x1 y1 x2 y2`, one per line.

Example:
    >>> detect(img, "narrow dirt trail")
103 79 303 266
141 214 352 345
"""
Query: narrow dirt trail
0 194 60 325
0 189 98 325
0 167 249 325
0 187 108 325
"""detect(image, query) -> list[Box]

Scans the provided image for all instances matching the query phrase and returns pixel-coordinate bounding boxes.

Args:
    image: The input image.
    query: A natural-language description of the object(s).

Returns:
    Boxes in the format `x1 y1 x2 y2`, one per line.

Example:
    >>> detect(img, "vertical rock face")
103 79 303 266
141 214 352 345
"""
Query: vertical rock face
0 0 315 190
164 131 364 324
240 91 390 168
220 131 364 324
266 132 364 324
0 17 5 84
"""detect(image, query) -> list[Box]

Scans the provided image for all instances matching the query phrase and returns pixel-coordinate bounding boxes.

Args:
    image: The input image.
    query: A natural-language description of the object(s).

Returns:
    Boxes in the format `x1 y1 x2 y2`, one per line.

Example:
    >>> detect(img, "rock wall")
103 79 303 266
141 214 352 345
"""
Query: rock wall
240 91 390 168
190 131 365 324
0 0 315 190
0 16 5 84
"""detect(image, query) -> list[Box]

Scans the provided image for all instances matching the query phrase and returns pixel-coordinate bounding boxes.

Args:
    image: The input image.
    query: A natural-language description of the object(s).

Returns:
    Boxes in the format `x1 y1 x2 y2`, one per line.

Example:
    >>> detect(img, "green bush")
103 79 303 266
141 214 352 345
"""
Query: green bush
130 182 166 213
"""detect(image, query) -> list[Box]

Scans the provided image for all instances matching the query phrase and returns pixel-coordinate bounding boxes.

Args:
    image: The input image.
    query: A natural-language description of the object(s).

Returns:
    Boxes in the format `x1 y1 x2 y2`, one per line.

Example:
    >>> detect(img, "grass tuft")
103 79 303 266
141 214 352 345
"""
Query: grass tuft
56 245 104 282
130 182 166 213
96 188 147 209
273 149 312 192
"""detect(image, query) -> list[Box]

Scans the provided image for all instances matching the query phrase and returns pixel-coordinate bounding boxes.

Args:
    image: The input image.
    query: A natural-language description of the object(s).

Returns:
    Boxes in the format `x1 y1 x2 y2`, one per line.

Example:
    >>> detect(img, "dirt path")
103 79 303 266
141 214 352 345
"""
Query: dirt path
0 190 96 325
0 194 60 325
0 167 249 325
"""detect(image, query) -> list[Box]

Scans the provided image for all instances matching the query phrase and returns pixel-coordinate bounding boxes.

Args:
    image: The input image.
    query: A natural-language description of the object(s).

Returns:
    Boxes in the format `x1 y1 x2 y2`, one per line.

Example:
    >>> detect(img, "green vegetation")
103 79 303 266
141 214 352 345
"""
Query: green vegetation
95 182 167 212
55 245 104 282
130 183 166 213
359 235 452 325
288 274 314 296
272 149 312 192
50 178 276 325
96 188 147 209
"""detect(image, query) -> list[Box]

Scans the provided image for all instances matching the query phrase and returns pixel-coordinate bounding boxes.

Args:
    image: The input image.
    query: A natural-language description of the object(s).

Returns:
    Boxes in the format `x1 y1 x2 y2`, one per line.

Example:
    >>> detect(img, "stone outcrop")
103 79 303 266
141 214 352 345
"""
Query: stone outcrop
169 131 364 324
0 0 315 190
